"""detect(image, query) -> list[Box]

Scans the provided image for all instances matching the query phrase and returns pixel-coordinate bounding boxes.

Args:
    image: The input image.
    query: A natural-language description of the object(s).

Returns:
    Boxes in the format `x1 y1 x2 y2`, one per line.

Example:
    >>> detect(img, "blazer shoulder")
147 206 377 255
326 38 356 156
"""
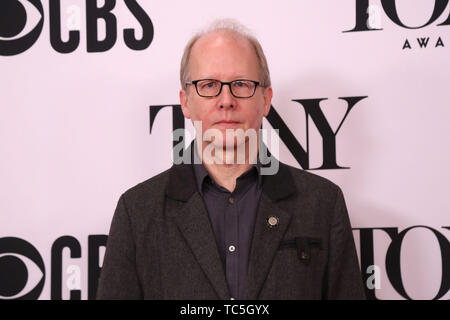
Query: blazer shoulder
120 166 171 207
280 162 342 195
278 162 348 227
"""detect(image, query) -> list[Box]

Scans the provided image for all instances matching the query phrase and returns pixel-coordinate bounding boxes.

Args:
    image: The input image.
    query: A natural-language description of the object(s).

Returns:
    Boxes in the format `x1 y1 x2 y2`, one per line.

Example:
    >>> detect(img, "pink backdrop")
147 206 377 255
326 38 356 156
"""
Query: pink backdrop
1 0 449 299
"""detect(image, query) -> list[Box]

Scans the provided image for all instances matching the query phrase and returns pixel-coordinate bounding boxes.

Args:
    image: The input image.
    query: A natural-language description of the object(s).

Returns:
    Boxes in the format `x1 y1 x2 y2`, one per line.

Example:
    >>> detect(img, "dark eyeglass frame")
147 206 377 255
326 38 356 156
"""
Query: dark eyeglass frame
185 79 262 98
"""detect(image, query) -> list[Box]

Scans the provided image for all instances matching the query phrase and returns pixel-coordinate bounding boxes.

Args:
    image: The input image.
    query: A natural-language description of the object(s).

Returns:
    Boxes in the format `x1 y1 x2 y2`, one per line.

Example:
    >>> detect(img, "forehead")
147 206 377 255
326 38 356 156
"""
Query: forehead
189 30 259 79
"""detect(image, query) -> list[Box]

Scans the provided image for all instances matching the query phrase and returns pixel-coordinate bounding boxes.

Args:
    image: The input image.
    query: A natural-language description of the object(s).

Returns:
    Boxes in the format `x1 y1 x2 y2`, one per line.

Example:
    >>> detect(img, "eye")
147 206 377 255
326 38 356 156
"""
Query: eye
233 81 250 88
200 80 218 89
0 237 45 300
0 0 44 56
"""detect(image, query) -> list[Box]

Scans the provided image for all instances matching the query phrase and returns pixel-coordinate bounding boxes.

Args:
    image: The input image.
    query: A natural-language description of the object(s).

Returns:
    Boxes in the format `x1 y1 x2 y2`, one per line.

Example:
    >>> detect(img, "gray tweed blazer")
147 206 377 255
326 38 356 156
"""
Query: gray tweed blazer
96 158 366 300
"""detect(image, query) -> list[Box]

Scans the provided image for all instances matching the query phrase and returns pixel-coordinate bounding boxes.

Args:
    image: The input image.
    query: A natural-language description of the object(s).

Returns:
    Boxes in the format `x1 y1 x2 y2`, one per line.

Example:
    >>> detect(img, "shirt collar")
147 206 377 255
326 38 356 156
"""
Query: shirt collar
192 147 263 195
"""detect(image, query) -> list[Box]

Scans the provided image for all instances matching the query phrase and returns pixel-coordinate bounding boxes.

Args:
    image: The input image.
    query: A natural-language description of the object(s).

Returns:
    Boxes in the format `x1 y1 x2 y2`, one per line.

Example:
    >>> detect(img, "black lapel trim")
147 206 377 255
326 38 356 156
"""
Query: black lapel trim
261 161 297 202
165 141 198 202
165 162 197 202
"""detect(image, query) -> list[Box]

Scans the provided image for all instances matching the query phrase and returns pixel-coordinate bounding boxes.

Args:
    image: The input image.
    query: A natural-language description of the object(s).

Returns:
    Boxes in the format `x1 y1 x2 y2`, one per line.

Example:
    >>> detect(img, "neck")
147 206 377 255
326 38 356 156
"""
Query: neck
196 140 258 192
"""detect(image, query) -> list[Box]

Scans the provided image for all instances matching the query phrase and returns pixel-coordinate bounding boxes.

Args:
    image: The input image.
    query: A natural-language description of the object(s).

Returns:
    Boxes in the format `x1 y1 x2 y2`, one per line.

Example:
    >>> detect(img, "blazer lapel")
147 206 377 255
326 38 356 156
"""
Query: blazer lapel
166 160 230 300
247 162 297 300
173 193 231 300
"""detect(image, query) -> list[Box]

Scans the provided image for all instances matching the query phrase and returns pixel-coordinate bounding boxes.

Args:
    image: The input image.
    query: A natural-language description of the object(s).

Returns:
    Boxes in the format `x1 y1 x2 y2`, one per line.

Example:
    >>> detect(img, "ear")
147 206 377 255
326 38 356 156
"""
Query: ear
263 86 273 117
179 89 191 119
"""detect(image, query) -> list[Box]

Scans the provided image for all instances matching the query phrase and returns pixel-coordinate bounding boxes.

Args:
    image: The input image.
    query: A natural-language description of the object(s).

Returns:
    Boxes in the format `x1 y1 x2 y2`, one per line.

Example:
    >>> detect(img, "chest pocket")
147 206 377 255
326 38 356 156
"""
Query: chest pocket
260 236 325 298
278 236 322 265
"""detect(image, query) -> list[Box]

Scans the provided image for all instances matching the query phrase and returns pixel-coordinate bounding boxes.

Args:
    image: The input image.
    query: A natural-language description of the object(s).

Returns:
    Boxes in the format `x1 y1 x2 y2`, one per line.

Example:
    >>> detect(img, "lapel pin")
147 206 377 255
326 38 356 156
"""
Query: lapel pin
267 215 279 228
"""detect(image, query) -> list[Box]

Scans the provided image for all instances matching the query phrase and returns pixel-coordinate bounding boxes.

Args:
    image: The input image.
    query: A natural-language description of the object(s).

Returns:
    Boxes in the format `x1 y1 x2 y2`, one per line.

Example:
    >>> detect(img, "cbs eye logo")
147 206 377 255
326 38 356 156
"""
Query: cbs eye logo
0 0 44 56
0 0 154 56
0 237 45 300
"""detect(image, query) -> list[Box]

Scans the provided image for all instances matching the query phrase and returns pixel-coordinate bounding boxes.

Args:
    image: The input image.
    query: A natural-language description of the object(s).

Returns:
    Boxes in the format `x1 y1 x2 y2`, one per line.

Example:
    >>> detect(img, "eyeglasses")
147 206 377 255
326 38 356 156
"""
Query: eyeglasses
185 79 262 98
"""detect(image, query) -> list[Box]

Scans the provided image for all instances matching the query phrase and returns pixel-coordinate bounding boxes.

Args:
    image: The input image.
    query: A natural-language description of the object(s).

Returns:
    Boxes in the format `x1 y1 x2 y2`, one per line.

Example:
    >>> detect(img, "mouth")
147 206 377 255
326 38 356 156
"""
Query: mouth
214 120 241 128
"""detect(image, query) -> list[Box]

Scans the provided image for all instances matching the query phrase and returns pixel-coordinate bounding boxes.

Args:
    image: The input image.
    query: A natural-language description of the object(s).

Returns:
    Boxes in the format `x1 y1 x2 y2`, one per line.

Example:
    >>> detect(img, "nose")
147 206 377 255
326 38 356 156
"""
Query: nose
218 83 235 109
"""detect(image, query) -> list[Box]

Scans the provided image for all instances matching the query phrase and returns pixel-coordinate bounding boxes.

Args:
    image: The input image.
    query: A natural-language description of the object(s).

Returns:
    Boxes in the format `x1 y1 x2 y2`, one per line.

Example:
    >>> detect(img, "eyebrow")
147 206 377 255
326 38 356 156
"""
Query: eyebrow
194 75 252 80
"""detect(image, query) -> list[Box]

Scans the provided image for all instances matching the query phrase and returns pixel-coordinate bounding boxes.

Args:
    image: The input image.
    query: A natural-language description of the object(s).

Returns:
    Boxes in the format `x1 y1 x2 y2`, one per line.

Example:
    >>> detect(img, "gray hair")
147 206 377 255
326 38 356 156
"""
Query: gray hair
180 19 271 90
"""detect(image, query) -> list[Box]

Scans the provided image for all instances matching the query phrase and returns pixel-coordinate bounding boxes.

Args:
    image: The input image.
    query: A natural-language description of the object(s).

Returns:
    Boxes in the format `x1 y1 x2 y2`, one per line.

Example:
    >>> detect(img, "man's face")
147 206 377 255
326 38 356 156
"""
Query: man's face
180 31 272 148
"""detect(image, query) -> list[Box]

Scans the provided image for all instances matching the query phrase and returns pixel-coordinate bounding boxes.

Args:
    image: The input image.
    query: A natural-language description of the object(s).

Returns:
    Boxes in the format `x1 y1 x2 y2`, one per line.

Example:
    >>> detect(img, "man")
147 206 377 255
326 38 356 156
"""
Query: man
96 20 366 300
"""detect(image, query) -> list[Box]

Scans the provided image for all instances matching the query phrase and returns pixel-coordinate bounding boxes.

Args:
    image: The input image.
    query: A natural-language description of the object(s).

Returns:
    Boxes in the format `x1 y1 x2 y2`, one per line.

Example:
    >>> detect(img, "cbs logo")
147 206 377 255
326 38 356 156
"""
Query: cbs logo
0 237 45 300
0 235 107 300
0 0 154 56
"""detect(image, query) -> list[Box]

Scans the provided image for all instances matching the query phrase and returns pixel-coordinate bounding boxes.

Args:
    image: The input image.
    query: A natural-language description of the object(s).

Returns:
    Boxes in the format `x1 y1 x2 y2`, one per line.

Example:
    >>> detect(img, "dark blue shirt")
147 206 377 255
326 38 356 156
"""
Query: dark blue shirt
193 162 262 300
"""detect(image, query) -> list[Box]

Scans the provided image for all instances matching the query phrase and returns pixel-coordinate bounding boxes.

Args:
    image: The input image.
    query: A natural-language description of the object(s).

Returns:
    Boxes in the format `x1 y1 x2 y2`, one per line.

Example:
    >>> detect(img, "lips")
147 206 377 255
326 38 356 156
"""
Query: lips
214 120 241 129
216 120 239 124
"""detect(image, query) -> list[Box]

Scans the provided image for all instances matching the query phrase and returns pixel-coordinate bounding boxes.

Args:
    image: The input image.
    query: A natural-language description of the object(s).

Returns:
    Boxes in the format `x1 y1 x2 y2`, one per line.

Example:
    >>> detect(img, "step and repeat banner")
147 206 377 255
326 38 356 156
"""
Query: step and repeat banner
1 0 449 300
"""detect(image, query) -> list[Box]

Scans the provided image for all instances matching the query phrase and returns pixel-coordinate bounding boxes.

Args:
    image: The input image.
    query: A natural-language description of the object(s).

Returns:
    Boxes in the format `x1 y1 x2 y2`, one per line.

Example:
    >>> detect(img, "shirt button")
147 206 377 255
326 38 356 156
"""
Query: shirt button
228 245 236 252
228 197 234 204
